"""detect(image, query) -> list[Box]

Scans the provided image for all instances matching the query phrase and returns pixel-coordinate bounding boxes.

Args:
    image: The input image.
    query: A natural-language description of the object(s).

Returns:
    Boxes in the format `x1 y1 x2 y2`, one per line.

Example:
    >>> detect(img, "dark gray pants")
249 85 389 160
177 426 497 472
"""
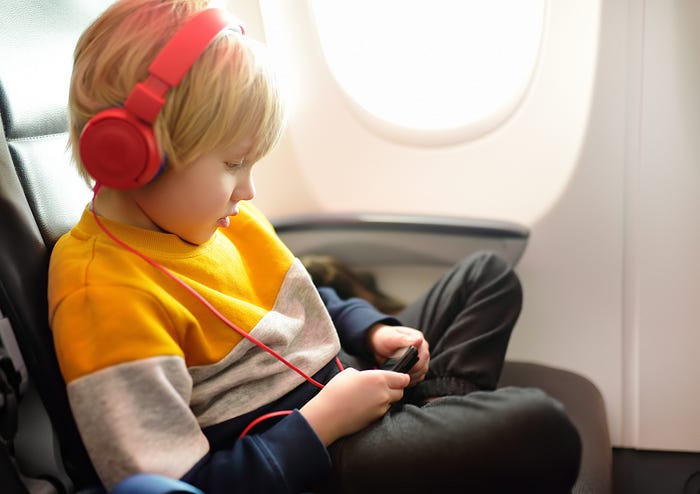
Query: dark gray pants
325 252 581 493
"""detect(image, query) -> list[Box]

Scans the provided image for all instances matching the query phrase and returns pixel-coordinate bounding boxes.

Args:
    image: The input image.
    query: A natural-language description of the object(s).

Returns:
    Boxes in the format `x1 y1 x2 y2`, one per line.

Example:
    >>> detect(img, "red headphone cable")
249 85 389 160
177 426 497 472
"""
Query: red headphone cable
90 188 346 437
89 187 337 389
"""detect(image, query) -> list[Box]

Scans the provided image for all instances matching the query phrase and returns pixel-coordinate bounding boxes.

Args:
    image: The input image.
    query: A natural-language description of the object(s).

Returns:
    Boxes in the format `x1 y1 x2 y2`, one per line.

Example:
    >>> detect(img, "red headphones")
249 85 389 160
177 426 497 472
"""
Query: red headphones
79 8 243 190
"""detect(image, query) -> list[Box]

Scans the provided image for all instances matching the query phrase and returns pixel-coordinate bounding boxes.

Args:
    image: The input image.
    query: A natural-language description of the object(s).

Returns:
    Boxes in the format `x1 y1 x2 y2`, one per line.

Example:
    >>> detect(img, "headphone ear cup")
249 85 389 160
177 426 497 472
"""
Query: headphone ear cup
79 107 163 189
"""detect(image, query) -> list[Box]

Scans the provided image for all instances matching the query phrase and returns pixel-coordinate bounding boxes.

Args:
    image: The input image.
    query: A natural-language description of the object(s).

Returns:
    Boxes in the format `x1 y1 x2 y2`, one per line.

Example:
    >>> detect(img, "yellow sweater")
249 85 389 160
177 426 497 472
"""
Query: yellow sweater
48 201 340 487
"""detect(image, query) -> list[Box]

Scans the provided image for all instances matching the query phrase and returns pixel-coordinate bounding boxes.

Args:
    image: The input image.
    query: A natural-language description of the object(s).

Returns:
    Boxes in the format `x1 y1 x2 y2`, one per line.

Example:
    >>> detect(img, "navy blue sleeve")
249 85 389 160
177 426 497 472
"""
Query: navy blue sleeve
318 286 401 361
181 410 330 494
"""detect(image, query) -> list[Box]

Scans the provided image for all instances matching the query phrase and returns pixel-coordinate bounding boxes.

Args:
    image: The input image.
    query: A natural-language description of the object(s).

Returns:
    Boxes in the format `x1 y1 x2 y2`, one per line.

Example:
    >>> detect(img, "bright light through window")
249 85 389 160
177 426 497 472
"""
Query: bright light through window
310 0 546 132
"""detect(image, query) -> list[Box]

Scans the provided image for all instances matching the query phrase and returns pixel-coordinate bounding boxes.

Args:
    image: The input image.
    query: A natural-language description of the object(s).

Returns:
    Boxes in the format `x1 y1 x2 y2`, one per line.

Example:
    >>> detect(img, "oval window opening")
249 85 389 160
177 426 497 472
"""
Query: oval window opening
310 0 546 141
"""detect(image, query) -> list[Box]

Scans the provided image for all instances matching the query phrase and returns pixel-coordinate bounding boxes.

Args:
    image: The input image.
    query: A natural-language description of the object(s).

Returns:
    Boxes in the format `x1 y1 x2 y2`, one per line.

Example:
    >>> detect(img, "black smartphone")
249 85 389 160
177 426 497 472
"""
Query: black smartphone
381 346 419 374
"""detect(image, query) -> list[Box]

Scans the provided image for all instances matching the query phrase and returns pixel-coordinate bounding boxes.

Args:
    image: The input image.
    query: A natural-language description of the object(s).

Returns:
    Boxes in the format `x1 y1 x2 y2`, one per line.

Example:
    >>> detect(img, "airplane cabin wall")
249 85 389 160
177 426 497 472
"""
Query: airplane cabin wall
234 0 700 452
625 0 700 452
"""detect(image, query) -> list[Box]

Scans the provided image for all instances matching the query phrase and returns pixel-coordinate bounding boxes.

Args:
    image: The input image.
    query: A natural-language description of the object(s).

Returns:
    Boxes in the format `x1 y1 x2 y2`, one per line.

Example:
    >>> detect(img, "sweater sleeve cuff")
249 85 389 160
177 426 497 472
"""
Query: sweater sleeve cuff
317 287 403 361
254 410 331 491
342 314 402 361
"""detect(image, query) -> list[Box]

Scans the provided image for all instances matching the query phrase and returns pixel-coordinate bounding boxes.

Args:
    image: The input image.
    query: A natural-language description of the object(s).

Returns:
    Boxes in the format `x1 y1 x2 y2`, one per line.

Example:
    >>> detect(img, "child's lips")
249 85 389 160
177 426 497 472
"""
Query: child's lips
217 207 238 228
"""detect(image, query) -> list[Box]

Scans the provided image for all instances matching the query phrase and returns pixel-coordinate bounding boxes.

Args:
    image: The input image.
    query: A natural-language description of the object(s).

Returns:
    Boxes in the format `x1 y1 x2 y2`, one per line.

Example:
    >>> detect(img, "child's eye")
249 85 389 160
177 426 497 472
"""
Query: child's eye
225 161 246 171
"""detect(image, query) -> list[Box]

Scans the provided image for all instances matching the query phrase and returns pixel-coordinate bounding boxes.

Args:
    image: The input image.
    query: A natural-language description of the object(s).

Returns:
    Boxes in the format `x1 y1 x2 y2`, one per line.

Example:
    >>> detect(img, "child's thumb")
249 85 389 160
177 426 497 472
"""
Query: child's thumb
403 335 422 348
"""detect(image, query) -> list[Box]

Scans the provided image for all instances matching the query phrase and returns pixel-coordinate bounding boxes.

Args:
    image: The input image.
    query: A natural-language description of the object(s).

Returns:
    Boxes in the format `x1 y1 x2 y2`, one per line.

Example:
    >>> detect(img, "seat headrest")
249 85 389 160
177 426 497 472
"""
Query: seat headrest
0 1 111 140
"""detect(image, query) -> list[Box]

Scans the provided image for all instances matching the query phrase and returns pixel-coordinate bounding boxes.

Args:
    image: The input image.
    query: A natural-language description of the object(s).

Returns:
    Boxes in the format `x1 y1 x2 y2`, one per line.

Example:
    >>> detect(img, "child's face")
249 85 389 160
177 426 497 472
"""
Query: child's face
131 139 254 245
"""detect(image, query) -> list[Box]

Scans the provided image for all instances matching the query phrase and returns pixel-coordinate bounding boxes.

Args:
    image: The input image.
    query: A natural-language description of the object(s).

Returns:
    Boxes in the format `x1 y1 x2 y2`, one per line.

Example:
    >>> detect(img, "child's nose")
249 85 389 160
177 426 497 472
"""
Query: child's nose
232 175 255 201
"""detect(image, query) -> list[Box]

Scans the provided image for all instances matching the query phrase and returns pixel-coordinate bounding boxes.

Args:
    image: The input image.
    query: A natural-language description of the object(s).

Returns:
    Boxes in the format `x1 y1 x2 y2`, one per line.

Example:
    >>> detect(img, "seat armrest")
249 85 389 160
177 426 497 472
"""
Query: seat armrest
499 361 612 494
274 212 529 267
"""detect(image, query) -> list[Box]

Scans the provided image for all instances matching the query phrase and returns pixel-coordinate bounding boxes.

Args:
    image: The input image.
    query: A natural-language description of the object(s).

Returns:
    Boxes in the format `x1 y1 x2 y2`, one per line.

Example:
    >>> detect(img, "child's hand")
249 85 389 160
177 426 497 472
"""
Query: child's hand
367 324 430 385
300 368 409 445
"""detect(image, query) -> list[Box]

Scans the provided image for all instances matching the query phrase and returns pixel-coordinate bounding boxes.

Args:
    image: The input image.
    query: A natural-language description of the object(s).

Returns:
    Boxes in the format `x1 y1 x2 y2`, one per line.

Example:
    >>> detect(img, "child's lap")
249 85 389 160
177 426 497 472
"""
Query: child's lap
323 386 579 493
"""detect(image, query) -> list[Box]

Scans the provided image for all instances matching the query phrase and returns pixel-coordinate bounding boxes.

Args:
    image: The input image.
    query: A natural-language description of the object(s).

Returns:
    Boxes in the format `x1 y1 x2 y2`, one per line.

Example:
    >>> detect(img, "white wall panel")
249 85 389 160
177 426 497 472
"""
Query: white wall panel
255 0 600 226
632 0 700 452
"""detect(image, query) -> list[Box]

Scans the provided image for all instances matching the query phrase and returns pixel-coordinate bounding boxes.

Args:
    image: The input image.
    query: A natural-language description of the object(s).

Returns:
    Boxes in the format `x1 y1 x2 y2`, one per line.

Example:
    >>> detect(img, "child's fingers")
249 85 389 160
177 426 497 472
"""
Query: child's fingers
376 369 411 389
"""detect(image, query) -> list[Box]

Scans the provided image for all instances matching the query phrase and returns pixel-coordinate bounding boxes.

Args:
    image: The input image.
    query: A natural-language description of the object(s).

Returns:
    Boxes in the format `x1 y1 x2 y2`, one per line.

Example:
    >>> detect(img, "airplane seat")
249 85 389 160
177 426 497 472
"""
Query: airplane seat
0 2 611 494
498 362 612 494
0 1 108 492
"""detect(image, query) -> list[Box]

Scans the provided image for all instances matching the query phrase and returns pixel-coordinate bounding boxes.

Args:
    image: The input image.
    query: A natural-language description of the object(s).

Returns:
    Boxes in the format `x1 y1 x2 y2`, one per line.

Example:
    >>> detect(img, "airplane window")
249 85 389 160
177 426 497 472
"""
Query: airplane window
309 0 546 140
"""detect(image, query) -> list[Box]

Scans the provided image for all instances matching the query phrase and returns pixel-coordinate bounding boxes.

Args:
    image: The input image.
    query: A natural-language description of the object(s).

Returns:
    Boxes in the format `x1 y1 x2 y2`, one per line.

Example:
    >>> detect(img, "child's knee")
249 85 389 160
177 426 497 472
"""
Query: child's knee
460 251 523 304
497 386 582 490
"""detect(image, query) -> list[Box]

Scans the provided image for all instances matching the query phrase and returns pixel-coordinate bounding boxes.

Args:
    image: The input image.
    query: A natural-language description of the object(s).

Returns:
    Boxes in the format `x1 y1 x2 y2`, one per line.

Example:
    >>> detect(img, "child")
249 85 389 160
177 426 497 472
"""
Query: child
48 1 581 492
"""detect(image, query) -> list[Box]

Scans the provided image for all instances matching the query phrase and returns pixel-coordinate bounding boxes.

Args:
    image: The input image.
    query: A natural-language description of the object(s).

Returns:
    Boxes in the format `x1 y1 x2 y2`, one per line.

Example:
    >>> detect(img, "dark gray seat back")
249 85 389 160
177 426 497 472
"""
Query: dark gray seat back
0 1 113 489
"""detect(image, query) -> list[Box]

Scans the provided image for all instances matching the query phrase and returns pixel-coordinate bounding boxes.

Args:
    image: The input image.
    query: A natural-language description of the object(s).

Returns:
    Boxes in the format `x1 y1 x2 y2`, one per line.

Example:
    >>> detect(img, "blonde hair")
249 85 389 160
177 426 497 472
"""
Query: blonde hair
68 0 285 186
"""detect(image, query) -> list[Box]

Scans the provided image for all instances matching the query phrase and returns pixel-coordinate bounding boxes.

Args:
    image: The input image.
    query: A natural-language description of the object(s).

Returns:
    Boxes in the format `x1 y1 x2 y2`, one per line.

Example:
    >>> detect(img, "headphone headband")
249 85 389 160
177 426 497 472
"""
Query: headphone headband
80 8 244 190
125 8 239 123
